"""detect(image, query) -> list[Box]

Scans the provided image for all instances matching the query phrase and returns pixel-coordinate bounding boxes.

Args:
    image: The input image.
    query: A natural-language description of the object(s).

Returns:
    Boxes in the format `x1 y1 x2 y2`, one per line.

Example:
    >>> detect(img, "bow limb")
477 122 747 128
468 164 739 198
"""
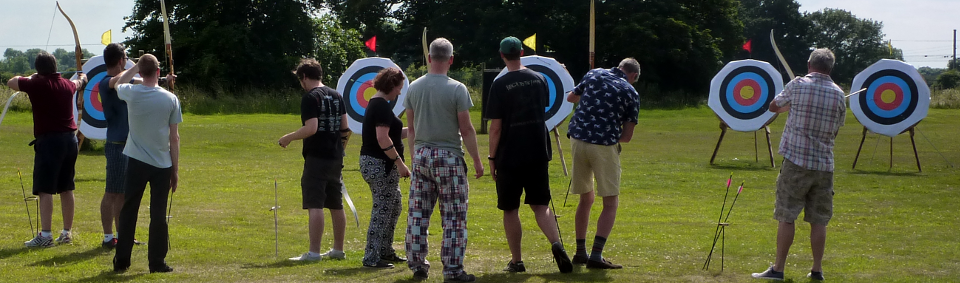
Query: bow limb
160 0 175 90
769 29 795 80
341 183 360 227
57 2 86 147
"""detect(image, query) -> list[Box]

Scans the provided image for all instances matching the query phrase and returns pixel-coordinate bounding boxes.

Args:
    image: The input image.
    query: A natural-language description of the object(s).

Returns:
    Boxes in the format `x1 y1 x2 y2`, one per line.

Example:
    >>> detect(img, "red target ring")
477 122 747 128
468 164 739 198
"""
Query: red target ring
89 82 103 112
732 79 762 107
355 80 375 108
873 82 903 111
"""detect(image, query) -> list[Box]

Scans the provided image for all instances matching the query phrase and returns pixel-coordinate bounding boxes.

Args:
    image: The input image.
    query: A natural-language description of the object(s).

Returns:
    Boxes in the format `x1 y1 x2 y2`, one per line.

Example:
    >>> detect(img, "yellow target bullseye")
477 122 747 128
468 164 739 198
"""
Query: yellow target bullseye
363 87 377 102
880 89 896 104
739 86 755 100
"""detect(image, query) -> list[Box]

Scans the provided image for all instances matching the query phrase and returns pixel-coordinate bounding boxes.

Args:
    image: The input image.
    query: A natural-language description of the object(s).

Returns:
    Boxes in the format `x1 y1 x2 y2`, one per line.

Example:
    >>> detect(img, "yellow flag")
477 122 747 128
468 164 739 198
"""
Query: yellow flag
887 40 893 56
523 34 536 51
101 29 112 45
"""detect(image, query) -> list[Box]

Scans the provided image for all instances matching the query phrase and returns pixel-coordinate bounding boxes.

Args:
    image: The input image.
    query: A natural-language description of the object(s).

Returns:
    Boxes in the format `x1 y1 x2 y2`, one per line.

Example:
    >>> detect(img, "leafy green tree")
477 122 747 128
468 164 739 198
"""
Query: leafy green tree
738 0 812 79
123 0 323 90
314 14 367 86
937 69 960 89
804 8 890 84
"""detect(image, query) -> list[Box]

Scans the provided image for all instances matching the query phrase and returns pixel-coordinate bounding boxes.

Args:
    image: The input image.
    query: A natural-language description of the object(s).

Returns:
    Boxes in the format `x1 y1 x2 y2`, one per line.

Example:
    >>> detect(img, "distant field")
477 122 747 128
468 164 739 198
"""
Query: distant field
0 108 957 282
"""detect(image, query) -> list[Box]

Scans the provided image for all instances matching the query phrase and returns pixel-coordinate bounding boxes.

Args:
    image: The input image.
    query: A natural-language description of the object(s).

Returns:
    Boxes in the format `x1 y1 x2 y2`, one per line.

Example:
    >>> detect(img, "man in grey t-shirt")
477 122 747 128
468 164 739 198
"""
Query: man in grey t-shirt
112 54 182 274
403 38 483 282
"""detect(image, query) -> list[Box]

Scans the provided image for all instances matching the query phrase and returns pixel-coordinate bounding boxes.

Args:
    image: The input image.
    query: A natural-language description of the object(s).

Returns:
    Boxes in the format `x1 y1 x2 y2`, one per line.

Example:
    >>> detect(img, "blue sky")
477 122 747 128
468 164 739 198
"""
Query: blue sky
1 0 957 68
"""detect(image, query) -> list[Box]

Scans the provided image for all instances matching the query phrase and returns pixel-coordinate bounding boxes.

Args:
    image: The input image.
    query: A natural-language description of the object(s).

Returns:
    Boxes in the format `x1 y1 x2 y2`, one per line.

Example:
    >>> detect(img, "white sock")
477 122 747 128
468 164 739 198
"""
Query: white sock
308 251 321 257
40 231 52 237
61 229 70 235
104 234 115 242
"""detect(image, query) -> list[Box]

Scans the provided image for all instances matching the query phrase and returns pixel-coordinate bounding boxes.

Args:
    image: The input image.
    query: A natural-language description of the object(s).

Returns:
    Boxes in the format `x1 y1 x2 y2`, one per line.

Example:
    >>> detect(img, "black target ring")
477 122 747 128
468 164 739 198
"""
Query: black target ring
857 69 918 126
718 66 777 120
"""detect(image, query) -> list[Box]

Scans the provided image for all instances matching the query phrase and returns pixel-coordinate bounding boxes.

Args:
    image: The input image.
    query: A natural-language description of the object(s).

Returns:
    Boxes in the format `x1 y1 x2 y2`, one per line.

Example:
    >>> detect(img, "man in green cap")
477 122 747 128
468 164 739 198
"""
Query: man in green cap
487 36 572 274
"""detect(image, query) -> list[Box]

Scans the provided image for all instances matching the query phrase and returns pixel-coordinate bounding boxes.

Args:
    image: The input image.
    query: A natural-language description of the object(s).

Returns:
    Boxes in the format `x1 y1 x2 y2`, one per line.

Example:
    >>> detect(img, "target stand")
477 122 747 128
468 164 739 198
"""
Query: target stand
852 124 922 172
709 119 776 167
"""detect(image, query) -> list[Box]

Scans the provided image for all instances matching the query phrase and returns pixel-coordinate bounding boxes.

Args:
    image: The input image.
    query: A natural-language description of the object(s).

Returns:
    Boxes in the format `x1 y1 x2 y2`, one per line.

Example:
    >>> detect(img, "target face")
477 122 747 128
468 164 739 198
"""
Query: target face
708 60 783 132
850 59 929 137
494 56 575 130
71 56 137 140
336 57 409 134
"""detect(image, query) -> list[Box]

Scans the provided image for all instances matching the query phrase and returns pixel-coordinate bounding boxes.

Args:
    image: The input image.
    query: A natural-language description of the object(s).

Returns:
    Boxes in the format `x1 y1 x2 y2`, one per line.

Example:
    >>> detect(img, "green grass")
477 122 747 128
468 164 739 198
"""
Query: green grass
1 107 958 282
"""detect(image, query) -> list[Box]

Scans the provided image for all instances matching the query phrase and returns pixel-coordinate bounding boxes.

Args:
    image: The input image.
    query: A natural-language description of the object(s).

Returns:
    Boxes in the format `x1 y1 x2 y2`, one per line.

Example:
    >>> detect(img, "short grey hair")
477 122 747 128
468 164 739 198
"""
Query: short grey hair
429 38 453 61
808 48 835 73
618 58 640 74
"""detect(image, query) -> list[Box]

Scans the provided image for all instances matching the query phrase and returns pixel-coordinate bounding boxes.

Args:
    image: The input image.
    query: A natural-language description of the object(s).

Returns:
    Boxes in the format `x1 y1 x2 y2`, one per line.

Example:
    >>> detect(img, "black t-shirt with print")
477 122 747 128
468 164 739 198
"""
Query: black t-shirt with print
359 97 404 162
301 86 346 160
487 68 553 166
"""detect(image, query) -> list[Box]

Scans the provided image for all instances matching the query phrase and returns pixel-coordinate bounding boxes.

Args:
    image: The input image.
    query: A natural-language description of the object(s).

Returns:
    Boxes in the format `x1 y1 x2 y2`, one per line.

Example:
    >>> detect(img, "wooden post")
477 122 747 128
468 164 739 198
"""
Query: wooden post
553 127 569 176
889 136 894 171
710 123 728 165
852 127 868 170
754 130 759 162
764 125 775 168
910 127 921 172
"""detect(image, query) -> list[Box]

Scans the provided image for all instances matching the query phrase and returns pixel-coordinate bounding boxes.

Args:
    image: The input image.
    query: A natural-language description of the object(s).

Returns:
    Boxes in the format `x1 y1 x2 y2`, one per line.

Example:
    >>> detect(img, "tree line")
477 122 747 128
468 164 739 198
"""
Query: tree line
6 0 951 102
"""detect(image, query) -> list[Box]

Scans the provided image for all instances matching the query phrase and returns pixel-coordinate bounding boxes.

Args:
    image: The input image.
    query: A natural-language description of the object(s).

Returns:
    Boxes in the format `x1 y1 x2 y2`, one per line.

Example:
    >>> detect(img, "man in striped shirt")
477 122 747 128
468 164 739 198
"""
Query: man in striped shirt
753 48 845 281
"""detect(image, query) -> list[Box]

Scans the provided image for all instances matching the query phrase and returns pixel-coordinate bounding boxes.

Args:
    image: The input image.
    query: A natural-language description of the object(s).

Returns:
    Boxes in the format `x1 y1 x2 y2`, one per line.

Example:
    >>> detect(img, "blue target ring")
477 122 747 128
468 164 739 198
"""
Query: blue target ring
724 72 768 114
865 76 911 119
348 72 378 117
83 72 107 121
540 73 557 111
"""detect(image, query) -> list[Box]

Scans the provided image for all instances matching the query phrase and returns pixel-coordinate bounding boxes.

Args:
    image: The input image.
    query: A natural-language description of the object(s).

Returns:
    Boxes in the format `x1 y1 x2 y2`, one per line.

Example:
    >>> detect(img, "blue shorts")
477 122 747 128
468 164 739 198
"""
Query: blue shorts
104 142 129 194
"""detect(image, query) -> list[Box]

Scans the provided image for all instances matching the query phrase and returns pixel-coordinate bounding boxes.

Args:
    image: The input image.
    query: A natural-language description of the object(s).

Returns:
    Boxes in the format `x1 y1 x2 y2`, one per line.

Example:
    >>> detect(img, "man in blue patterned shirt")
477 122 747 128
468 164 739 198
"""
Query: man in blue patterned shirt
564 58 640 269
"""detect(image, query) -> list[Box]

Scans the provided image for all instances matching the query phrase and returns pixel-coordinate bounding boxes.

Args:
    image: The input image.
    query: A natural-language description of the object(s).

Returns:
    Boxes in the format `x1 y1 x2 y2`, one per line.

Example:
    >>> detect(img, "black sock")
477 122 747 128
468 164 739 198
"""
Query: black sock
575 239 587 256
590 236 607 261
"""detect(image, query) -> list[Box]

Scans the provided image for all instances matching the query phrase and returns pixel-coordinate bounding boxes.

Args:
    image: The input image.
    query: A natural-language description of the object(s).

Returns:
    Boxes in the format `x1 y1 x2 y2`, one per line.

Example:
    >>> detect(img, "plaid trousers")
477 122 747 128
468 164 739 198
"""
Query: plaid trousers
404 147 470 278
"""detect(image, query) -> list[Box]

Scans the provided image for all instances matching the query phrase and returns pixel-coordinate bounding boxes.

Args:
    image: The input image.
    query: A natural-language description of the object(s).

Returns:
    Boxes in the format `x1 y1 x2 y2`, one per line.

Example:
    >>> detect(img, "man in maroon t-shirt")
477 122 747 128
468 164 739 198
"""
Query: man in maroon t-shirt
6 51 86 247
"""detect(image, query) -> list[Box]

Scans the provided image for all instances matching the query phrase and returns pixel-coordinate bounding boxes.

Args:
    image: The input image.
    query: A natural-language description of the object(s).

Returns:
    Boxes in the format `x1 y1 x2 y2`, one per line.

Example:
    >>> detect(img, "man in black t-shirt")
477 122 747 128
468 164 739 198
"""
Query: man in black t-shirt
279 58 350 261
487 37 572 274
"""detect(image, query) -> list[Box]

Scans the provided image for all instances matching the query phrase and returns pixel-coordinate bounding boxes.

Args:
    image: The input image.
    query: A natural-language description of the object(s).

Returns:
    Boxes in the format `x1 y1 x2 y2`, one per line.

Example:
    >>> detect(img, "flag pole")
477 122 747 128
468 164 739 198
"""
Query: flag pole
589 0 595 69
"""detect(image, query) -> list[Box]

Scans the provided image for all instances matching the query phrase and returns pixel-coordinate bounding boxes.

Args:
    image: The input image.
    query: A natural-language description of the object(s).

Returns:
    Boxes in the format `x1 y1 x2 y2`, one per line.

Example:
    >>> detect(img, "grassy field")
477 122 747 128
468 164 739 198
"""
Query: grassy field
0 107 958 282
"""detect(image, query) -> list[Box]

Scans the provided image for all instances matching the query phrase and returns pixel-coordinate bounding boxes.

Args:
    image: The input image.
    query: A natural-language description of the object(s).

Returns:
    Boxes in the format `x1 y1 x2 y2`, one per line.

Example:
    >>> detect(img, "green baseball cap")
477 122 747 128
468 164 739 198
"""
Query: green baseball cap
500 36 522 54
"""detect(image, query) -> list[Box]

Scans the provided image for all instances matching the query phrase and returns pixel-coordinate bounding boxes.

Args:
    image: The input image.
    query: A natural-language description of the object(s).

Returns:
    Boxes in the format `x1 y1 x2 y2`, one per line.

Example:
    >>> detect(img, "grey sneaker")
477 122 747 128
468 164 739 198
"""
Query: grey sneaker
320 249 345 260
503 260 525 272
55 232 72 244
25 234 54 247
751 266 784 280
808 271 825 280
288 252 322 261
444 272 476 282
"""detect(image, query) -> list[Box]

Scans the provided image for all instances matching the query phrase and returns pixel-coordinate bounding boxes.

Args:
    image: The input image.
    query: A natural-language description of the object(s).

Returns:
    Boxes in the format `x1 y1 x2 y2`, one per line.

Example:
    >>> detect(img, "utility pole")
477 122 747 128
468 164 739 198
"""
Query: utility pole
953 29 956 70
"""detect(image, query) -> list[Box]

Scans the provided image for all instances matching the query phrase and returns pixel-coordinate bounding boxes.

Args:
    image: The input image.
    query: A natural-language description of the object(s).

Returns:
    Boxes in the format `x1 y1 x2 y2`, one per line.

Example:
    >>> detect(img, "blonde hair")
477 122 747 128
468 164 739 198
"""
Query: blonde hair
138 54 160 79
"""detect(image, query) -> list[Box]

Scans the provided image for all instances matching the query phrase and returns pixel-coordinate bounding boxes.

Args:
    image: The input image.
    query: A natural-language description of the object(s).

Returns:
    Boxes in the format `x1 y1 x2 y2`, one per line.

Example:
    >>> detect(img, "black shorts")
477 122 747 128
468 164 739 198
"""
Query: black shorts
301 157 344 210
496 161 551 211
32 132 78 195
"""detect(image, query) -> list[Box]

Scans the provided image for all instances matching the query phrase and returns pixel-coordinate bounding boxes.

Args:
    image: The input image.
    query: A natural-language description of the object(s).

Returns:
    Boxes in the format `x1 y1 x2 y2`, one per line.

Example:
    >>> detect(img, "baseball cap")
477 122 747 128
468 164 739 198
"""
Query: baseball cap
500 37 522 54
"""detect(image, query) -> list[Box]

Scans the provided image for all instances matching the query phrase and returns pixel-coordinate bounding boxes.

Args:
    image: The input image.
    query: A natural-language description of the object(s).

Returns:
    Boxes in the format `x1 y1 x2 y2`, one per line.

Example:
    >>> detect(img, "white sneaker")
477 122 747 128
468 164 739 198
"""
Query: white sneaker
320 249 345 260
55 232 72 244
288 252 322 261
25 234 54 247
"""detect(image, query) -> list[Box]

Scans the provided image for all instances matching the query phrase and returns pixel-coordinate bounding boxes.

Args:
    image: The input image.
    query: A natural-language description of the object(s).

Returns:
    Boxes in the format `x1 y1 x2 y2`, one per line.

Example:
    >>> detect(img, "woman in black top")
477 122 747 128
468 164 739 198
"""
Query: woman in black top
358 67 410 268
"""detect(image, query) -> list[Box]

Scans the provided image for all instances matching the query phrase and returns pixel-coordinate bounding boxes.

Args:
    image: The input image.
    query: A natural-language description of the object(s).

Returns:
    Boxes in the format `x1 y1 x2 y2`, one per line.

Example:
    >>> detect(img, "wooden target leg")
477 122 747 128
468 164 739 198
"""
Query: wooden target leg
553 128 569 176
710 123 728 165
910 127 921 172
852 127 868 170
889 137 894 171
765 126 775 168
754 130 759 162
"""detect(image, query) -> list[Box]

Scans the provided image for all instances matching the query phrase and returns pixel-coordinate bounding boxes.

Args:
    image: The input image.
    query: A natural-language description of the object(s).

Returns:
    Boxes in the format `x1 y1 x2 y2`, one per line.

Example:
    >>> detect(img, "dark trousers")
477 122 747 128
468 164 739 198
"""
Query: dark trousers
114 158 171 269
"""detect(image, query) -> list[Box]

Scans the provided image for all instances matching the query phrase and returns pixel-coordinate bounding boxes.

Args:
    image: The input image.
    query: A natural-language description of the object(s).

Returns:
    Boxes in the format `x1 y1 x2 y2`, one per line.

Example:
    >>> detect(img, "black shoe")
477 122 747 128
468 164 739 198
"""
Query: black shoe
586 258 623 269
503 260 525 272
413 269 428 281
149 264 174 273
751 266 784 280
112 257 129 273
444 272 476 282
552 242 573 273
572 254 589 265
101 238 118 249
807 271 825 280
381 253 407 263
363 260 395 269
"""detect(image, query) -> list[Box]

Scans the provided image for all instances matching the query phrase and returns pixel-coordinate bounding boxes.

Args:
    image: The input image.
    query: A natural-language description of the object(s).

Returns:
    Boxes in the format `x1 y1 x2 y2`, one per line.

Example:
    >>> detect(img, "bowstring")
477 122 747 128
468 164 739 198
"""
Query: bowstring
45 4 57 51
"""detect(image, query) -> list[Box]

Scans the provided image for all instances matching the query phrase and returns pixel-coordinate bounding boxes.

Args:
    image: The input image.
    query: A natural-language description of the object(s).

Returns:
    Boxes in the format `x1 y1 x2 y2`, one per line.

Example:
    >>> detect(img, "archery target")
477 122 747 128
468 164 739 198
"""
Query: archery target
71 56 137 140
850 59 929 137
708 60 783 132
494 56 575 130
336 57 409 134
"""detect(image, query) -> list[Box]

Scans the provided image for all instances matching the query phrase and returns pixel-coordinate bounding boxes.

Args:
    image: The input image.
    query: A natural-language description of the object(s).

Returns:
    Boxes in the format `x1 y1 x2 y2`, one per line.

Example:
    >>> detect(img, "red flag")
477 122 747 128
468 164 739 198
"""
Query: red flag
742 40 752 53
365 36 377 52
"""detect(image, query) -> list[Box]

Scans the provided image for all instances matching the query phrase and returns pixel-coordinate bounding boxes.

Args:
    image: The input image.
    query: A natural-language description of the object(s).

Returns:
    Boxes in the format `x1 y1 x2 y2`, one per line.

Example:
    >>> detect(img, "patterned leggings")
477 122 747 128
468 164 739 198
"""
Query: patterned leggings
405 147 470 278
359 155 403 266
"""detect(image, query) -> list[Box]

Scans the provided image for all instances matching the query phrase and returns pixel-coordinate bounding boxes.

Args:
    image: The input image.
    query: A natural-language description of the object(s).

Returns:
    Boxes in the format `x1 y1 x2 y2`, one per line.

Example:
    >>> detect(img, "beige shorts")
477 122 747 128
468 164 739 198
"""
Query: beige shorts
774 159 834 226
570 139 621 197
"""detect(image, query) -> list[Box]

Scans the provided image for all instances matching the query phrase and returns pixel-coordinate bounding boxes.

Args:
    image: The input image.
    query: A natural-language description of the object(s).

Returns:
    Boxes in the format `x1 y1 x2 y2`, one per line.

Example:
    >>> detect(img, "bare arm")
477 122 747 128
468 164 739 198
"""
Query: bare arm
487 119 502 180
401 127 409 139
566 91 580 103
278 118 318 148
7 76 21 90
768 100 790 113
619 122 637 143
169 123 180 192
405 109 416 151
458 110 484 179
113 64 140 88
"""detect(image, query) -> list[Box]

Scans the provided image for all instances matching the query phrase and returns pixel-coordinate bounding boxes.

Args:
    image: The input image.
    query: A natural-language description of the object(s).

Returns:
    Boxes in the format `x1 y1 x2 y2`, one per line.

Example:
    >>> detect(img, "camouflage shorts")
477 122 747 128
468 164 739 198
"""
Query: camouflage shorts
774 159 834 226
